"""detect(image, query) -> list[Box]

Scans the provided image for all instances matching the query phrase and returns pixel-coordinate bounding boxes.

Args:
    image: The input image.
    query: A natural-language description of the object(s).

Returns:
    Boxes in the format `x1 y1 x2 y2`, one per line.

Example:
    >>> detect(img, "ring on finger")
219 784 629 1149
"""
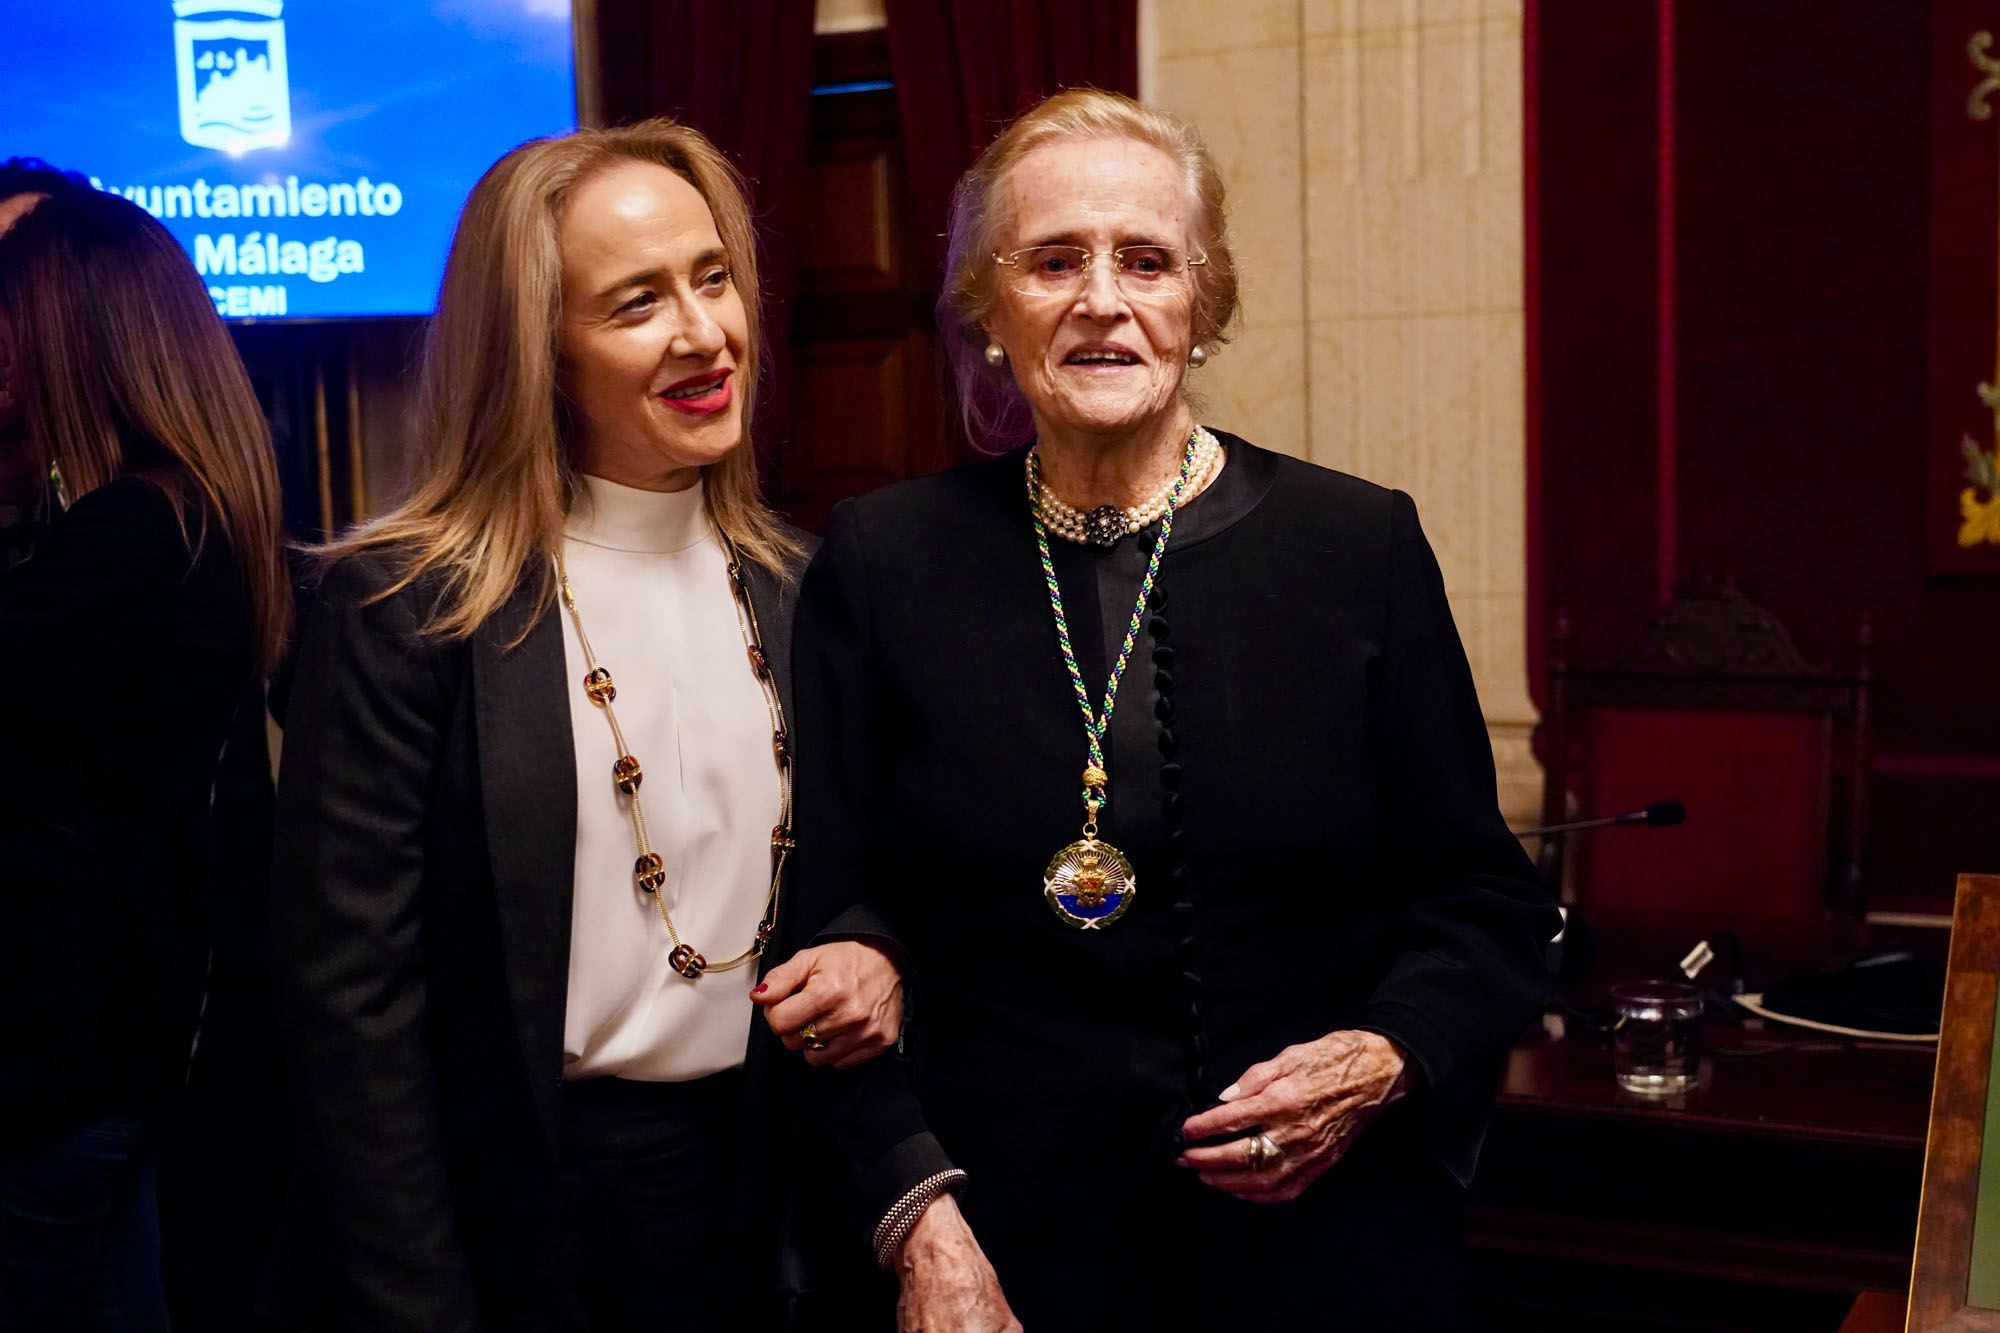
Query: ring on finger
1245 1132 1282 1171
799 1020 830 1052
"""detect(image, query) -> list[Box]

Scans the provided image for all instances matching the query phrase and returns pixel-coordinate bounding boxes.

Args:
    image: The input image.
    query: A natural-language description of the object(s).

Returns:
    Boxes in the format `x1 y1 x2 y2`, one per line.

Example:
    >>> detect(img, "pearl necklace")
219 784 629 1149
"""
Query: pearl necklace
1030 426 1221 547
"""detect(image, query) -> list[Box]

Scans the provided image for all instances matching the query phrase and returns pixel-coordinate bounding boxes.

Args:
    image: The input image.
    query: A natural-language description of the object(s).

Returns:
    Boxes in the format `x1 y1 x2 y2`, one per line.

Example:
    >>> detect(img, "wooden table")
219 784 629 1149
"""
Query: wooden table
1468 1011 1934 1331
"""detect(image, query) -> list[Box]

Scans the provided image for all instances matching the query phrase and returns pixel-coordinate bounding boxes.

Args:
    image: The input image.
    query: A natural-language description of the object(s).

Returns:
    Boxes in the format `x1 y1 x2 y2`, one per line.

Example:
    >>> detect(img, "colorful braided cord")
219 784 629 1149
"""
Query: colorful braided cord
1027 427 1201 810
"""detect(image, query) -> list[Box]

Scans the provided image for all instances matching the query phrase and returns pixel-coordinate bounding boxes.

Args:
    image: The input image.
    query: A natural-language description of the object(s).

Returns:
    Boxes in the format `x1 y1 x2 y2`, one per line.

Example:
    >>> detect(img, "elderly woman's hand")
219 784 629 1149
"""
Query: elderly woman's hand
1175 1030 1414 1203
752 940 903 1069
893 1196 1022 1333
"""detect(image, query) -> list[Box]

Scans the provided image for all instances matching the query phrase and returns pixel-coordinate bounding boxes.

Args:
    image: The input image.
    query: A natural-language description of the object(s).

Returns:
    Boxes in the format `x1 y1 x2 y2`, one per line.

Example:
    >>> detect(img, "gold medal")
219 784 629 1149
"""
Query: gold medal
1044 834 1136 929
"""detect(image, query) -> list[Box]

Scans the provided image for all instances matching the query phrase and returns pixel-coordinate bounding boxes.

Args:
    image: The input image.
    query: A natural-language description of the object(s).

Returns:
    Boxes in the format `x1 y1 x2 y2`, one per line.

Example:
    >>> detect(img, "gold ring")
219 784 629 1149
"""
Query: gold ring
1247 1132 1282 1171
800 1021 829 1052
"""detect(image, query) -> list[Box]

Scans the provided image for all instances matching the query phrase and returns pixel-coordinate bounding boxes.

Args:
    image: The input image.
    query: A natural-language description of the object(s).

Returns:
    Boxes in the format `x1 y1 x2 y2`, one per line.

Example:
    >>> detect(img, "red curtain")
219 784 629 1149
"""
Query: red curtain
882 0 1139 275
1929 0 2000 576
593 0 817 469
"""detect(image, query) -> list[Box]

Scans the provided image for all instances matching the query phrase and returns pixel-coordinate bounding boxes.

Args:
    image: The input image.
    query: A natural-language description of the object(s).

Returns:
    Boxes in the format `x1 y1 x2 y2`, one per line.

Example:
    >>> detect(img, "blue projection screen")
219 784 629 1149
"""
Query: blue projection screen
6 1 578 319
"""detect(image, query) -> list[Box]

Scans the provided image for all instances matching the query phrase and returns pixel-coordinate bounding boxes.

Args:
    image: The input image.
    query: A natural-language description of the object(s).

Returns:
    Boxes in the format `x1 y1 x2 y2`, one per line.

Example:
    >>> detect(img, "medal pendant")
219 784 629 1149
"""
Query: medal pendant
1043 836 1136 929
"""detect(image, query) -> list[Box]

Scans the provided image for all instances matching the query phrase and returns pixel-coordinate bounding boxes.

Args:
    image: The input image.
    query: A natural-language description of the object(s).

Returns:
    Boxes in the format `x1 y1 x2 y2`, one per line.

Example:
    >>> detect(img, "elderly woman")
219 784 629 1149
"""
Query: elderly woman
780 90 1559 1329
274 121 905 1330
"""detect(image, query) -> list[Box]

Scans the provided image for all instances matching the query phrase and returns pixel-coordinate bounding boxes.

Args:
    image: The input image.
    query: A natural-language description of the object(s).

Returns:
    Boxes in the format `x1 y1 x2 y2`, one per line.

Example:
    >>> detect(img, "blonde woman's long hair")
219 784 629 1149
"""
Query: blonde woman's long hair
321 119 799 643
0 186 290 673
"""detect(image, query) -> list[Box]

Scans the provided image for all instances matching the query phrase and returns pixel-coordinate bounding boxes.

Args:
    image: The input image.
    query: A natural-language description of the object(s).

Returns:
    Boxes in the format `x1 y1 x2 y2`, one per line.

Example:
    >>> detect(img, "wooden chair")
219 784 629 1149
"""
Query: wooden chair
1538 576 1874 921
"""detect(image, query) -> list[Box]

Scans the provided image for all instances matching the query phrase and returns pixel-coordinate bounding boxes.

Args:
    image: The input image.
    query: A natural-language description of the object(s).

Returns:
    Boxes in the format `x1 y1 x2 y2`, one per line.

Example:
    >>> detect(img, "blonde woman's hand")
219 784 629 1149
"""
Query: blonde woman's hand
752 940 903 1069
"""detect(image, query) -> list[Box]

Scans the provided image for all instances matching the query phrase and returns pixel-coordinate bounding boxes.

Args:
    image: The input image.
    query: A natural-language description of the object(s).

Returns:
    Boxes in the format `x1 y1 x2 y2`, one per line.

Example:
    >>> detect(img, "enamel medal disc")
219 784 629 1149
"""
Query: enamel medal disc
1043 837 1136 929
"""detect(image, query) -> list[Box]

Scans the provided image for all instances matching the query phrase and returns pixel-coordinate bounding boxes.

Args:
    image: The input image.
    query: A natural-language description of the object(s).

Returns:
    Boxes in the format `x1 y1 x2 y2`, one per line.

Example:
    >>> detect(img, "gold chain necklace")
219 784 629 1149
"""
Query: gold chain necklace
553 535 793 979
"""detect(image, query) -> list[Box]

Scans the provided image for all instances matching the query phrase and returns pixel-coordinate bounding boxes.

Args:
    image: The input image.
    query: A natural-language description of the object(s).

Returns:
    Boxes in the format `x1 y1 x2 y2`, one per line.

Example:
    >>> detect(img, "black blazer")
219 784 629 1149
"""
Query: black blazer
0 476 254 1152
781 439 1558 1323
271 539 815 1331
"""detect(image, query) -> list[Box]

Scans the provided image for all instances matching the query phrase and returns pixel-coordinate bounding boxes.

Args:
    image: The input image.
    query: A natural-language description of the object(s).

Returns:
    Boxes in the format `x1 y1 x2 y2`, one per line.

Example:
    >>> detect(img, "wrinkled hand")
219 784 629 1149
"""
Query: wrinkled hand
894 1196 1022 1333
1177 1029 1413 1203
752 940 903 1069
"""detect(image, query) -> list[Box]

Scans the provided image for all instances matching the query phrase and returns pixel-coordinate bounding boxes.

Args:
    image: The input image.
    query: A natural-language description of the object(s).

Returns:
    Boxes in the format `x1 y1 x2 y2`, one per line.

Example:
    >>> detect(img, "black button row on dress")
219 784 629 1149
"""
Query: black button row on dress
1148 590 1206 1105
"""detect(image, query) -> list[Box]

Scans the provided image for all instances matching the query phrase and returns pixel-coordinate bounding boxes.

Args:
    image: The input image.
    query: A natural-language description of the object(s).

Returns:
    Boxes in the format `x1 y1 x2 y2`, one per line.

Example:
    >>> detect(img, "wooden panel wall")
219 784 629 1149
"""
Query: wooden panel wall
774 32 958 532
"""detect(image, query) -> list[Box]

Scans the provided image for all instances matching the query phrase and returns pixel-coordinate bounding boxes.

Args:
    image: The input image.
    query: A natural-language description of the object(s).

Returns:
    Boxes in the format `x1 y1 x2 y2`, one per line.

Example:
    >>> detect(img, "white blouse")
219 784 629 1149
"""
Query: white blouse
557 474 781 1082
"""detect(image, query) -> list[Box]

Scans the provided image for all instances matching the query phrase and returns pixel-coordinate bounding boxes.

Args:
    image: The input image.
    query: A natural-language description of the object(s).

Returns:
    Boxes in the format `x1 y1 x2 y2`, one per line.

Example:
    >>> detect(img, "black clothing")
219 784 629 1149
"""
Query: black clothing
0 1114 170 1330
782 436 1559 1326
0 476 254 1153
551 1072 752 1332
274 558 583 1331
272 535 875 1331
157 691 285 1328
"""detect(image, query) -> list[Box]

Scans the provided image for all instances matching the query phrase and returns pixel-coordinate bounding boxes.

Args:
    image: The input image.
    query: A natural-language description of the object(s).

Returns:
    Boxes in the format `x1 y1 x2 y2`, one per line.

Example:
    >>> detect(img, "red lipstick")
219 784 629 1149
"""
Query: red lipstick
657 367 733 417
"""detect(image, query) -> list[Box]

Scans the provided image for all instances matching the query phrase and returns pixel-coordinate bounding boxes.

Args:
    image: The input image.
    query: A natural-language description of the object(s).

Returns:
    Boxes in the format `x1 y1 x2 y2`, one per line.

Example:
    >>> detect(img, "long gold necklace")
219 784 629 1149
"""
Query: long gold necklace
1026 426 1204 929
554 536 793 979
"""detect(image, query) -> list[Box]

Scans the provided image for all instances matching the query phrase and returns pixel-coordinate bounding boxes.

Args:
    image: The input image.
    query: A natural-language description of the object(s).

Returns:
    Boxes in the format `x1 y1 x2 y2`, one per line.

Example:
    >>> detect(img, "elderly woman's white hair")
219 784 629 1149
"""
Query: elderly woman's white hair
937 88 1241 451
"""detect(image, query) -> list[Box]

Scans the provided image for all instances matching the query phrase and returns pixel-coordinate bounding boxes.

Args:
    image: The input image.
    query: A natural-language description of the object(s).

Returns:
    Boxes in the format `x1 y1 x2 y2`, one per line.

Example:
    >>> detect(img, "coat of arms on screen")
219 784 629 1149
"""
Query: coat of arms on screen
173 0 291 154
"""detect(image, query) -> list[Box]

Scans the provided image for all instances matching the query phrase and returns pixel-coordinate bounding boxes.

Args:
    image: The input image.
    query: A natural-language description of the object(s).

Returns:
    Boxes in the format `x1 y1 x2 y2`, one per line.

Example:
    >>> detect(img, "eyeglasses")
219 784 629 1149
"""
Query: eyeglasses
992 245 1207 299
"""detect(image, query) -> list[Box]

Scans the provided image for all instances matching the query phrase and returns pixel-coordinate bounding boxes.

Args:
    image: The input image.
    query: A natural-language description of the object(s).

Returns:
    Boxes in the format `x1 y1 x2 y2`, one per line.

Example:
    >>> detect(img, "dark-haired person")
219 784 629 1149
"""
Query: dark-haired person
272 120 906 1330
0 185 288 1327
780 89 1560 1330
0 158 89 569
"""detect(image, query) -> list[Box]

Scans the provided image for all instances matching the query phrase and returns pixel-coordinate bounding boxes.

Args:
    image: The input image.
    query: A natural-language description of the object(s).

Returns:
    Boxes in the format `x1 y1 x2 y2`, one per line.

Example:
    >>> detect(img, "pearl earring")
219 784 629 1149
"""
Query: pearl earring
1187 345 1209 368
984 342 1006 368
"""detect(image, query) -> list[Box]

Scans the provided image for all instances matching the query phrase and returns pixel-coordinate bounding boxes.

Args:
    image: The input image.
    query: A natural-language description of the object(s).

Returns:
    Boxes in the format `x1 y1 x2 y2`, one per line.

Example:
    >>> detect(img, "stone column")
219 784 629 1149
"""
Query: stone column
1146 0 1541 825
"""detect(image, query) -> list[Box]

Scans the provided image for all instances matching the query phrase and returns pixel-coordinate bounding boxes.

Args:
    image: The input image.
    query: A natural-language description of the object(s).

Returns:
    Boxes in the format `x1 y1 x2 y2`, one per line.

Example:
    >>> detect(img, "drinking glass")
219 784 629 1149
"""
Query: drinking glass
1610 980 1703 1094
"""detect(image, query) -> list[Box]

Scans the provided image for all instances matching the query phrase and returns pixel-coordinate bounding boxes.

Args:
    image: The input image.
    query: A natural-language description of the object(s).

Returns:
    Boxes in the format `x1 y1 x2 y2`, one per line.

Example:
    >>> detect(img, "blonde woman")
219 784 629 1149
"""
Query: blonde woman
273 122 906 1330
0 181 287 1327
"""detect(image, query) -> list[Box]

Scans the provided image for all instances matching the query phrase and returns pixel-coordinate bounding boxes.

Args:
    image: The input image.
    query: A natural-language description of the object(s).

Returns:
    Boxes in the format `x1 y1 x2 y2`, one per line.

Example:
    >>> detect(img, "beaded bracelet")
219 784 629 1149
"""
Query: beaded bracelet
872 1168 970 1270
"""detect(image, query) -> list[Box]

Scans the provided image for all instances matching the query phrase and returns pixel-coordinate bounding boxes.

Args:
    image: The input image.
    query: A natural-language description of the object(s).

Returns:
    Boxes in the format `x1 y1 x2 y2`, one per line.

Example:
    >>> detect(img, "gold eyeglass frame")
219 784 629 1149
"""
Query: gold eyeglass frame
991 245 1209 298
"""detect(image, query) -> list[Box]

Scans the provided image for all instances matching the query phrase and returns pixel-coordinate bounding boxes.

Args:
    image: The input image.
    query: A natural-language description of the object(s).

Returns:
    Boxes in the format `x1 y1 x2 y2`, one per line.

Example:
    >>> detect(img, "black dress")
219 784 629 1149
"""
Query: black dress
782 435 1559 1329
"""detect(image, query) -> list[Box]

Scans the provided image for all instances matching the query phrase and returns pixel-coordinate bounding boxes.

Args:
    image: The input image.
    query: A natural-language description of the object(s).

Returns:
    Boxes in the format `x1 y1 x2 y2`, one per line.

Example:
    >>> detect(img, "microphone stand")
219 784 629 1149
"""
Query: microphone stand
1521 800 1686 981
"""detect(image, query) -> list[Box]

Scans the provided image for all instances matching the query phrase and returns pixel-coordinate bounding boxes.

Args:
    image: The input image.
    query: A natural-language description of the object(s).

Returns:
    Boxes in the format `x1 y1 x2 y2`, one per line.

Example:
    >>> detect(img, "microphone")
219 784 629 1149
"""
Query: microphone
1519 800 1684 840
1527 800 1686 982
